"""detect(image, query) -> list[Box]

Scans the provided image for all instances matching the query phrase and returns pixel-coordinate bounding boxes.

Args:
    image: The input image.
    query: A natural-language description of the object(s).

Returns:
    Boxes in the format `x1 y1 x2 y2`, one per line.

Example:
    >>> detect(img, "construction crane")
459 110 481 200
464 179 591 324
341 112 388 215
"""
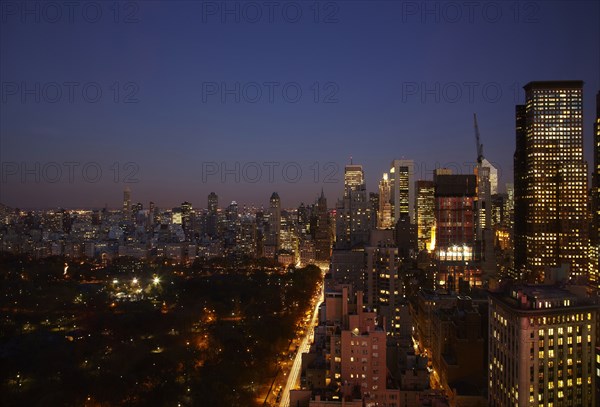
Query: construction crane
474 113 483 164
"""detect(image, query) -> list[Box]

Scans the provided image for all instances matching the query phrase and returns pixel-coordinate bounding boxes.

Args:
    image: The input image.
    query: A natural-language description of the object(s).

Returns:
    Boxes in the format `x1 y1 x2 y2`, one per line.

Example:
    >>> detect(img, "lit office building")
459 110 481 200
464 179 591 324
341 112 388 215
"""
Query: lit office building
591 91 600 290
484 158 499 195
279 210 297 255
475 162 492 235
416 180 435 252
268 192 281 250
206 192 219 238
434 171 480 291
505 184 514 229
389 159 415 224
514 81 589 281
378 173 393 229
208 192 218 213
314 190 332 263
344 164 365 193
180 201 194 241
335 164 371 248
365 238 404 338
369 192 379 229
489 285 597 406
377 173 392 229
239 216 257 257
123 187 132 220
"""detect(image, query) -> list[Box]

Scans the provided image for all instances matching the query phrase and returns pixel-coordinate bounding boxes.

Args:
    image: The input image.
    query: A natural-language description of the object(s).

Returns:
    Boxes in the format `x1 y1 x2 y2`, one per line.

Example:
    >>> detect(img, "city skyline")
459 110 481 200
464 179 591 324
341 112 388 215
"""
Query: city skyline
2 82 599 406
2 2 600 406
2 1 599 208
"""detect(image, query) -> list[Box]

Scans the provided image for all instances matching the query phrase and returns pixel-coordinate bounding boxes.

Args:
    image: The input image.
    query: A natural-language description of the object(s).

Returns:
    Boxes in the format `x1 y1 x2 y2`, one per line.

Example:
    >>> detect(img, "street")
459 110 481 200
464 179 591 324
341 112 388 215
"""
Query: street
279 287 323 407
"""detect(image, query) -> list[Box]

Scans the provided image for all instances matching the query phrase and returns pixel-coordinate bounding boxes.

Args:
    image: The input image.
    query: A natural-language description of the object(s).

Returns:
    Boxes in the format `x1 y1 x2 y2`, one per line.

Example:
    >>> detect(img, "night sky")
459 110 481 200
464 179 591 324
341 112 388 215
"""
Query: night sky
1 0 599 209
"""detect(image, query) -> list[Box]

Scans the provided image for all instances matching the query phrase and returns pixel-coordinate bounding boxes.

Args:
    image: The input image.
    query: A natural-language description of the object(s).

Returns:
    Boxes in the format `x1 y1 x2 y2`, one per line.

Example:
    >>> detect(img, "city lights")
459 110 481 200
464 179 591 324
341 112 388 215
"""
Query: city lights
1 2 598 406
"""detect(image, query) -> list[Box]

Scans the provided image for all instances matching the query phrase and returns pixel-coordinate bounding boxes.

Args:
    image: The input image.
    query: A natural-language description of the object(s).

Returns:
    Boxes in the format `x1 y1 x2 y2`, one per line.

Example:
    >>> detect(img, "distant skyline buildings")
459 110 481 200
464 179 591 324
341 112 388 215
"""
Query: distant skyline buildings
122 187 131 220
483 158 499 195
314 189 332 263
2 0 599 400
5 81 600 407
415 180 435 252
3 1 599 211
0 80 598 218
335 163 371 248
267 192 281 250
389 159 415 224
377 173 392 229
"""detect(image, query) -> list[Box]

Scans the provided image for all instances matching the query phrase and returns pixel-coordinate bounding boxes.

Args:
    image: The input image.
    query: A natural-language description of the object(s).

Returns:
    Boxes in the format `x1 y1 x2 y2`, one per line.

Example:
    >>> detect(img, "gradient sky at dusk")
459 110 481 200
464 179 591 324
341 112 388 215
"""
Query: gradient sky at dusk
1 0 599 209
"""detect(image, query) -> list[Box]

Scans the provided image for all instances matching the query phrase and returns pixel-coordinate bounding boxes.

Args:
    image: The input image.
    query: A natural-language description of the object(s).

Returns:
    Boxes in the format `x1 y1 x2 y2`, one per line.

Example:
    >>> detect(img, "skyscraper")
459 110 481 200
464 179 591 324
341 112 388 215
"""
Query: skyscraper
224 201 240 249
389 159 415 224
368 192 379 229
505 183 514 230
123 187 131 220
314 189 331 263
415 180 435 252
591 91 600 289
297 202 309 235
269 192 281 250
475 162 492 236
488 285 597 406
335 164 371 248
483 158 499 195
514 104 528 280
147 201 156 231
206 192 219 238
514 81 589 281
180 201 194 241
377 173 392 229
343 164 364 194
365 236 401 330
208 192 218 214
433 171 479 291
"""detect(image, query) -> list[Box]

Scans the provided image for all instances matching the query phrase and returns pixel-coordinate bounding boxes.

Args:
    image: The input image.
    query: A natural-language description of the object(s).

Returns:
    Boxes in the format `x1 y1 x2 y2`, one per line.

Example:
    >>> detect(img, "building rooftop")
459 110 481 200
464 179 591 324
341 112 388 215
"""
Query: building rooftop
490 284 597 313
523 80 584 90
433 175 476 197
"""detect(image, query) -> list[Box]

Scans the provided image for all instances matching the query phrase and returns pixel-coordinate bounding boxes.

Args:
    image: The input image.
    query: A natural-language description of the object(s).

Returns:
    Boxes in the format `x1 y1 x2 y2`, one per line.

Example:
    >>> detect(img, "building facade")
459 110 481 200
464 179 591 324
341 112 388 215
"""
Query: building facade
336 164 371 249
416 180 435 252
514 81 589 281
489 285 597 406
389 160 415 225
433 172 479 291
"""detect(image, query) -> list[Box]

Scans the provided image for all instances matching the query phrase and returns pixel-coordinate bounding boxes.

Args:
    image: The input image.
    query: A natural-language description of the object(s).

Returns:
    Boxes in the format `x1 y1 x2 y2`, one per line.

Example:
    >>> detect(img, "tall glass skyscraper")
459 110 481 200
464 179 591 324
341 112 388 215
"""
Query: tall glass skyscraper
415 180 435 252
514 81 588 281
389 159 415 224
335 164 370 248
591 91 600 289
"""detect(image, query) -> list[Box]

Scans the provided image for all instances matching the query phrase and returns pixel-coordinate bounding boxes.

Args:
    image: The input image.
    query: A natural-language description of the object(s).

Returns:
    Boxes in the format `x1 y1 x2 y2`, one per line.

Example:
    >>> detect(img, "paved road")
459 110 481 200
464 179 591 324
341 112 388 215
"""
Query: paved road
279 288 323 407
